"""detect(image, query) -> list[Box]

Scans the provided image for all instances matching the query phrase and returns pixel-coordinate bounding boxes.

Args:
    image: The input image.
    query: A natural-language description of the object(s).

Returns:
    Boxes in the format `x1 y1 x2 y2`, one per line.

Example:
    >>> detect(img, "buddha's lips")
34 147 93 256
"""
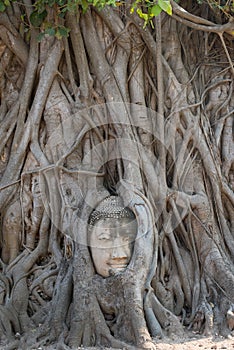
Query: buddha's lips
109 264 127 269
108 261 128 269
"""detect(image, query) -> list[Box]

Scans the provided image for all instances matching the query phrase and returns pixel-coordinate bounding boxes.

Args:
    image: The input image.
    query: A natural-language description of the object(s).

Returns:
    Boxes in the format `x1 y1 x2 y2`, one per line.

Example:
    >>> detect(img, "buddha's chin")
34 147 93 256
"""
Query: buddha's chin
108 265 127 275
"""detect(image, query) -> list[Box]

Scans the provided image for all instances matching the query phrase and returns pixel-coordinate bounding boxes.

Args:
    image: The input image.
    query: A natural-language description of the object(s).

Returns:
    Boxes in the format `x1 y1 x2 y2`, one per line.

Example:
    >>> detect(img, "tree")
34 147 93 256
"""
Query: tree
0 0 233 349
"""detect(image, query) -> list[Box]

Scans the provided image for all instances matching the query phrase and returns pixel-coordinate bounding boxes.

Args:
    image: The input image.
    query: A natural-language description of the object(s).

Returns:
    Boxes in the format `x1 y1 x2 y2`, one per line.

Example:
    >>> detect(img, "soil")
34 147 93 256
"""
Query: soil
72 334 234 350
1 331 234 349
151 334 234 350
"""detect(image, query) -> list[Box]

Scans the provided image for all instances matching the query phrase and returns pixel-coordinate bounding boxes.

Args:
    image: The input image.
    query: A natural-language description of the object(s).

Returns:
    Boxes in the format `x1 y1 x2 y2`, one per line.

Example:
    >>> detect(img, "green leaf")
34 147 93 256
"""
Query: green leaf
35 0 46 14
149 19 154 28
150 4 162 16
0 0 6 11
56 0 66 5
30 10 47 27
136 8 149 21
37 32 45 42
4 0 10 6
158 0 172 15
55 26 70 39
45 27 55 36
47 0 55 6
64 1 76 13
26 29 31 42
81 0 89 11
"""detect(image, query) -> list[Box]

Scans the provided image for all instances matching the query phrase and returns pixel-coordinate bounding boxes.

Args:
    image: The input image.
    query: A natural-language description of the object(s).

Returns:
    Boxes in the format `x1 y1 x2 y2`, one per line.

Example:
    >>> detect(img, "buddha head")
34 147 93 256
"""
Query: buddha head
88 196 137 278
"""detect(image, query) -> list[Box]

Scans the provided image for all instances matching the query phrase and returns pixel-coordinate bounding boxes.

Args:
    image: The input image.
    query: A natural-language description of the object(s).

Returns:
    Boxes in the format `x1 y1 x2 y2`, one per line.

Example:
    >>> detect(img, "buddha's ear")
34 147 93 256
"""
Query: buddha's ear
87 224 92 245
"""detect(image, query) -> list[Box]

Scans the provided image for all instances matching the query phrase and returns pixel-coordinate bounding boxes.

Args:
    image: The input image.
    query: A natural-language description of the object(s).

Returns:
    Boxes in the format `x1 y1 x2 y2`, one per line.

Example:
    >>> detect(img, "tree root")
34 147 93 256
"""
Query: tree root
151 293 184 337
2 340 20 350
189 301 214 336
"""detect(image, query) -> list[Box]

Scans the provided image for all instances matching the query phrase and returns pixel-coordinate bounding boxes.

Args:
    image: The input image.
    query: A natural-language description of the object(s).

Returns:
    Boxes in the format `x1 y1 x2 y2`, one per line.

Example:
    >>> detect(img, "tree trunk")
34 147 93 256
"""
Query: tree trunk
0 1 233 349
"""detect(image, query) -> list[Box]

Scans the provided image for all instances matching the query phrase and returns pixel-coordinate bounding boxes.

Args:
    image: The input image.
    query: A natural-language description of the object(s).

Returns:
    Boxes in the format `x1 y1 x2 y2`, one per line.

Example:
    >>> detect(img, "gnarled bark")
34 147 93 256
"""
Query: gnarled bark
0 1 233 349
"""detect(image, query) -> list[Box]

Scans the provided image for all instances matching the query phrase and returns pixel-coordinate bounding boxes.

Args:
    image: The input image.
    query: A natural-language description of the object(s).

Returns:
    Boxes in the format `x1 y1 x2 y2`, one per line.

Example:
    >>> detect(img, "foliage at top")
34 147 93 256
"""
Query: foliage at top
0 0 173 40
131 0 172 27
30 0 173 37
0 0 233 41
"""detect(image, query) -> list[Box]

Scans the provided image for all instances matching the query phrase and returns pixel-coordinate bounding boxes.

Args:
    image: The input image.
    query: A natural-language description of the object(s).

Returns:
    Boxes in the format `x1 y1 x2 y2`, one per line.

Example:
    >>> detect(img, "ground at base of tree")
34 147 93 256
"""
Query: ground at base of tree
1 331 234 350
153 334 234 350
14 333 233 350
74 334 234 350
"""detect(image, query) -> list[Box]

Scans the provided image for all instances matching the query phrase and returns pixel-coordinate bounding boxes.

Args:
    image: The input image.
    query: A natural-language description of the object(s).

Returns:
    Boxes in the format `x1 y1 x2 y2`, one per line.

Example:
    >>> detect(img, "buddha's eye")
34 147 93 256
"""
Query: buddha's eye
98 233 110 241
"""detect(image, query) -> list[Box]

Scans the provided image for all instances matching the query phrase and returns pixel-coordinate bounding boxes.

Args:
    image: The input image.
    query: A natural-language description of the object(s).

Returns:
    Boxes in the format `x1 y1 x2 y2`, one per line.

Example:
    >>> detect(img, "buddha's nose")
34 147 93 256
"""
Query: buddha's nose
111 240 128 259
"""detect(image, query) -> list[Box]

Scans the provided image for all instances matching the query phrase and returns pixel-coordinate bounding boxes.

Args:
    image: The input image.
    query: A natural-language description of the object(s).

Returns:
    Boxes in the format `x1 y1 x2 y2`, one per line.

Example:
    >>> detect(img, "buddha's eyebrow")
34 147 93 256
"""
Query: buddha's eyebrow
96 231 111 239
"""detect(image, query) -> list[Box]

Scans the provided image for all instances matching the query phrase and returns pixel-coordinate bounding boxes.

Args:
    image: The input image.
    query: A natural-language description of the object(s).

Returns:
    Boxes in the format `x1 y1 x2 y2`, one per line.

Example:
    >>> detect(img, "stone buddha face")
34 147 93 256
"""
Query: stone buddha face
89 197 137 278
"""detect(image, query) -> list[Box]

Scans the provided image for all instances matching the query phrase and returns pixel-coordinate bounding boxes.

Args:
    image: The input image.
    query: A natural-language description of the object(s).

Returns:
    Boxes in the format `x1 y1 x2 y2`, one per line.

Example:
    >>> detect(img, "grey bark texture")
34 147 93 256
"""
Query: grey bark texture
0 1 233 349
